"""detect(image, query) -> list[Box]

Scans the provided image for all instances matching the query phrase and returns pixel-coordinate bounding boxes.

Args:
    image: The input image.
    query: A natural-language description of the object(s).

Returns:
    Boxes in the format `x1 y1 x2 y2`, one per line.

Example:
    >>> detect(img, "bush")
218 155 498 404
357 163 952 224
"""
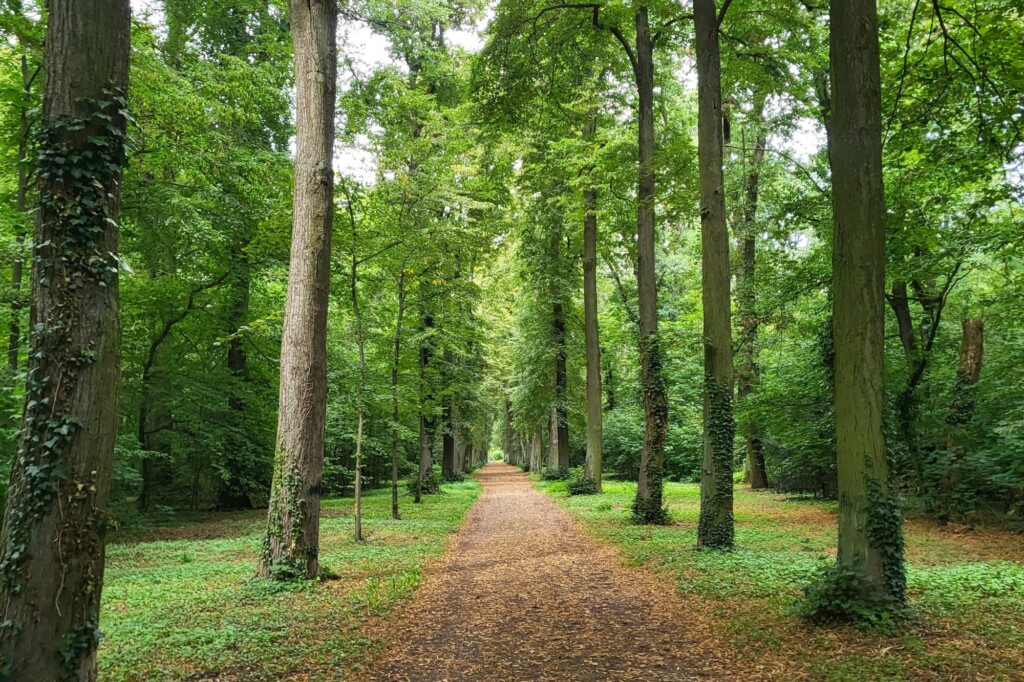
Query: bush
406 469 443 496
602 406 704 482
566 473 598 496
793 565 907 629
541 467 570 481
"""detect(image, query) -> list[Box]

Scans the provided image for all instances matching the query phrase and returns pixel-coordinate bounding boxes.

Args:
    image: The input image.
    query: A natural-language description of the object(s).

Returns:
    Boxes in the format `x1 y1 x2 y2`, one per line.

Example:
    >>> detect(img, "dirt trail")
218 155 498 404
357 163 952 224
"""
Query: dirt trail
356 462 734 681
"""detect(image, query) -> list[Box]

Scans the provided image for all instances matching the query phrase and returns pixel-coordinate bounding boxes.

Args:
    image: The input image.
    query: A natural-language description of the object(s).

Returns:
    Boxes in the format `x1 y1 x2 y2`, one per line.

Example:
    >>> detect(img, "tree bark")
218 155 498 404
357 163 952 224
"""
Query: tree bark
631 6 669 524
259 0 336 580
947 318 983 434
582 114 603 490
0 0 130 678
695 0 736 550
551 297 570 472
390 272 407 519
219 246 256 509
733 108 768 491
503 397 513 463
829 0 905 602
530 429 542 473
416 304 436 499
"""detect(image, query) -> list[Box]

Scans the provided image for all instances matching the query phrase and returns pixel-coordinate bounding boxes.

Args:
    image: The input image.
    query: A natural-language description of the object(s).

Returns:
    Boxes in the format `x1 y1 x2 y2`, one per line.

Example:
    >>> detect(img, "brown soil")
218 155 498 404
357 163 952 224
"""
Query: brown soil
355 462 738 681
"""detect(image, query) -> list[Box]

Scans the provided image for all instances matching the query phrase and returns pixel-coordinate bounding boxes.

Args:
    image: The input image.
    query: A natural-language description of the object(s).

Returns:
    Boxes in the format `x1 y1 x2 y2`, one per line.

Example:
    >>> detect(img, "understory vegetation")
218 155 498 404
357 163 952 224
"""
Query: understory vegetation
100 481 479 680
539 477 1024 680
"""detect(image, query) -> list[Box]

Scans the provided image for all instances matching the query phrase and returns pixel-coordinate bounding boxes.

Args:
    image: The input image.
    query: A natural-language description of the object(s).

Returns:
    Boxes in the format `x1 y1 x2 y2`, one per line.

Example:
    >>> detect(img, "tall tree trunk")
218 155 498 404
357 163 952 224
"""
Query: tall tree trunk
503 397 513 463
0 0 130 678
829 0 905 603
631 6 669 524
531 429 542 473
582 114 603 490
734 117 768 490
552 297 570 472
219 247 255 509
416 305 435 500
946 319 983 439
695 0 736 550
350 230 367 543
390 273 406 519
259 0 336 580
442 390 456 480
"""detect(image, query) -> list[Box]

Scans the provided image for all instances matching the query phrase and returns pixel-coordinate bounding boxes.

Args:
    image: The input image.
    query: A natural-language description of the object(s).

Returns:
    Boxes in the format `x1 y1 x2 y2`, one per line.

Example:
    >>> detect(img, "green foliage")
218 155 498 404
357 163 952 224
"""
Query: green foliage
540 467 571 481
793 565 908 629
566 470 598 496
97 481 481 679
406 469 443 496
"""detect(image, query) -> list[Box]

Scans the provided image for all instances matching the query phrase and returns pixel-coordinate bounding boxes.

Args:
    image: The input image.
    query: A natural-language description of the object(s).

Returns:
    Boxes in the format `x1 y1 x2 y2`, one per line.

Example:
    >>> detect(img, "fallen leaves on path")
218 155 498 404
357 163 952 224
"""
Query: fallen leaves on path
354 463 746 681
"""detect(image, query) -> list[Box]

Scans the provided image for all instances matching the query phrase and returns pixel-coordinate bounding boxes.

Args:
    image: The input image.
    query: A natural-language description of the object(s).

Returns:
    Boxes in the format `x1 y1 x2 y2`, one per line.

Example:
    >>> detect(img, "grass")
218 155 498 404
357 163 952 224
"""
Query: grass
99 480 481 681
538 477 1024 681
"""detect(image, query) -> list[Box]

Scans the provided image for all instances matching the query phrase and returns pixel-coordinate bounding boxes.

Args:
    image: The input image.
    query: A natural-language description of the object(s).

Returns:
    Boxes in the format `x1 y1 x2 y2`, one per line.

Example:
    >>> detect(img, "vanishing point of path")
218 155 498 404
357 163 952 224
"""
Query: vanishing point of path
357 462 735 681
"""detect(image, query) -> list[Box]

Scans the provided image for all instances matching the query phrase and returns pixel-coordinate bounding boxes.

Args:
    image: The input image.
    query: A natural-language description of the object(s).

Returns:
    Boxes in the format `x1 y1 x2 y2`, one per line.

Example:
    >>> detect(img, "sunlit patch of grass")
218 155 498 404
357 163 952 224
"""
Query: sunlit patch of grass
537 476 1024 680
99 480 481 681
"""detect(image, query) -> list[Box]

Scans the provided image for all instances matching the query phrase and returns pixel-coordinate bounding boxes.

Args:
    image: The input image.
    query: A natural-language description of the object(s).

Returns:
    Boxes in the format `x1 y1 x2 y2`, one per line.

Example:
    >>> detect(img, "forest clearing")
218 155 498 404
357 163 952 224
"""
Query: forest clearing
1 0 1022 680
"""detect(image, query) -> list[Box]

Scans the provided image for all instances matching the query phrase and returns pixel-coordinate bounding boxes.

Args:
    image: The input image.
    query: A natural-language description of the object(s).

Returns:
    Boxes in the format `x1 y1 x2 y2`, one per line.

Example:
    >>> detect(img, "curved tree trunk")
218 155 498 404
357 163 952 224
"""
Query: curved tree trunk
0 0 130 677
259 0 337 580
695 0 736 550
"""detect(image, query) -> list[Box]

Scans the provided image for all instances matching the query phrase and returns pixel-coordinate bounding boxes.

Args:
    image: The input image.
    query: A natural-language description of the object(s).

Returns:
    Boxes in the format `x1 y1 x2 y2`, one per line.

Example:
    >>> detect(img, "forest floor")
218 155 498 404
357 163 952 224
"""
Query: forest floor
95 464 1024 681
538 476 1024 681
98 479 482 681
354 461 740 681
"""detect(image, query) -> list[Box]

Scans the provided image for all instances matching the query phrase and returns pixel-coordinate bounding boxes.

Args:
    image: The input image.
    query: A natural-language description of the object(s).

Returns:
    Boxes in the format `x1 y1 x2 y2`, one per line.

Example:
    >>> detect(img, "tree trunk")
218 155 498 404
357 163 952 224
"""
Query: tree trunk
829 0 905 602
733 111 768 491
552 297 570 471
503 397 513 463
947 319 983 435
0 0 130 678
442 394 456 480
219 247 256 509
531 429 542 473
695 0 736 550
631 6 669 524
259 0 336 580
547 403 562 471
582 114 603 490
416 301 435 499
390 273 406 519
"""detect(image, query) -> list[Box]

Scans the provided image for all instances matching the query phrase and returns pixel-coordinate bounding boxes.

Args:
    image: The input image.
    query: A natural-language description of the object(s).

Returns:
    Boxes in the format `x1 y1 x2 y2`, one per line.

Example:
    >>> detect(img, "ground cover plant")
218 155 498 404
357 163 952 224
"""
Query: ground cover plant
98 481 480 681
539 477 1024 681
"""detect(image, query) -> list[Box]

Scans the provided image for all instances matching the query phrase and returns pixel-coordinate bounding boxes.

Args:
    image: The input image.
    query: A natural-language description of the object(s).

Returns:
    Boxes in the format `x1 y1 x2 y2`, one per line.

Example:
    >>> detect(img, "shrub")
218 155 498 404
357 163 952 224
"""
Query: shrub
793 565 907 629
566 471 597 496
405 469 443 496
540 468 571 481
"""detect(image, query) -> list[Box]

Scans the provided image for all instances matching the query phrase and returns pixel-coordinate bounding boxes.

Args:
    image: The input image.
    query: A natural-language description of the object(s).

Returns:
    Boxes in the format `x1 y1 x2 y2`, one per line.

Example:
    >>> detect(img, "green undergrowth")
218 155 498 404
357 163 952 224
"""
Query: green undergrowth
537 477 1024 681
99 480 480 681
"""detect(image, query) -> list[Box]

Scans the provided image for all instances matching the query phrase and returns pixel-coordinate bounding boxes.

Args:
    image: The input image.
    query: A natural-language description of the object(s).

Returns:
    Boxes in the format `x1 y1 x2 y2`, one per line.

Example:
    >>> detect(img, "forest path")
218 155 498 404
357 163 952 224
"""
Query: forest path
355 462 732 681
